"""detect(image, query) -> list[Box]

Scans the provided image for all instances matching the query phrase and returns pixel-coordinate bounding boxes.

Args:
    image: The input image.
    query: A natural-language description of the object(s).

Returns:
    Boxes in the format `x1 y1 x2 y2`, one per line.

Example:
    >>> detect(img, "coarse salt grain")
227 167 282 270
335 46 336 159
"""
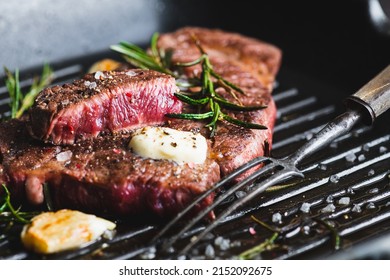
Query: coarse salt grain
318 164 327 171
94 71 106 80
214 236 230 250
329 175 339 183
326 195 334 203
379 146 388 153
338 197 350 205
235 191 246 199
300 202 311 213
366 202 376 209
272 212 282 223
358 154 366 162
369 188 379 194
345 152 357 162
56 151 73 162
321 203 336 213
126 70 137 77
352 204 362 213
88 81 97 89
205 244 215 258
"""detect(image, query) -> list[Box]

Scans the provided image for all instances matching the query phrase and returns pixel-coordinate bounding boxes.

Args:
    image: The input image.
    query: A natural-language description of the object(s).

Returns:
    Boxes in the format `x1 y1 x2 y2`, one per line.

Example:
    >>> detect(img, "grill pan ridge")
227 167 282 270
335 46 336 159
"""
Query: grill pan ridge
0 56 390 260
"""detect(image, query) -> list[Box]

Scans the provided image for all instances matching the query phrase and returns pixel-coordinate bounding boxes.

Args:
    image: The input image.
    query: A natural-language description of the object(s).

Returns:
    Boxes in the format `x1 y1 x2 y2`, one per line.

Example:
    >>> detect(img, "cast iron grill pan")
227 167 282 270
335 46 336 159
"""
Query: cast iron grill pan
0 55 389 260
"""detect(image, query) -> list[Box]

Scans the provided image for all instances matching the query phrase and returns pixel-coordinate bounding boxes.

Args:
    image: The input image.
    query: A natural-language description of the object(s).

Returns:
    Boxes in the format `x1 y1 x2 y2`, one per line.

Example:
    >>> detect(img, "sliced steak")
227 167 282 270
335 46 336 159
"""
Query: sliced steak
28 69 182 145
0 27 281 217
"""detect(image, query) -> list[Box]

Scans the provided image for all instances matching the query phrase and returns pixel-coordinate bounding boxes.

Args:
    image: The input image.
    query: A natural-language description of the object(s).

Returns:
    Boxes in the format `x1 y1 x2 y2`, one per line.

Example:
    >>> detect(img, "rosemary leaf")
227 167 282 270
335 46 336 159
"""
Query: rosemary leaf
4 67 21 119
150 32 160 61
15 63 53 118
166 111 214 120
1 184 29 224
238 232 279 260
175 93 209 105
222 113 268 130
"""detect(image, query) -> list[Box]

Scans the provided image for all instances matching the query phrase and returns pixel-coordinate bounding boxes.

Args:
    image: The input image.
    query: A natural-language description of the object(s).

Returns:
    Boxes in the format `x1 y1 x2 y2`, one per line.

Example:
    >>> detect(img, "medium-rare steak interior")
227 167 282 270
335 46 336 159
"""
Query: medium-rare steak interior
29 69 182 145
0 27 281 217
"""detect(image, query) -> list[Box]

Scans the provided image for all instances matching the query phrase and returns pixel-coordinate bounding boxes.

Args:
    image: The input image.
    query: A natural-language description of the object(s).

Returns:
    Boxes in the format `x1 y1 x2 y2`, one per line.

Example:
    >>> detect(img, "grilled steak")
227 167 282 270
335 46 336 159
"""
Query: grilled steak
28 69 182 145
0 119 220 216
0 27 281 217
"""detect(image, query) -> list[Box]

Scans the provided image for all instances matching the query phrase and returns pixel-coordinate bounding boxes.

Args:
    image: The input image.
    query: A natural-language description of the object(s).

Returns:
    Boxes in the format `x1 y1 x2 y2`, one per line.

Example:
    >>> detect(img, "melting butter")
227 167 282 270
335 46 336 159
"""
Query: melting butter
129 126 207 164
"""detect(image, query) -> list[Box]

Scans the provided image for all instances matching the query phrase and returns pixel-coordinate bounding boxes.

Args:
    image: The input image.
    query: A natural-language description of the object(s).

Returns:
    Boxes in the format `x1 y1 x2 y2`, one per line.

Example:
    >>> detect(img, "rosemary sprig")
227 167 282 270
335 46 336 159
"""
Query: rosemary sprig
0 184 34 224
111 33 268 137
238 215 280 259
4 64 54 119
4 67 21 119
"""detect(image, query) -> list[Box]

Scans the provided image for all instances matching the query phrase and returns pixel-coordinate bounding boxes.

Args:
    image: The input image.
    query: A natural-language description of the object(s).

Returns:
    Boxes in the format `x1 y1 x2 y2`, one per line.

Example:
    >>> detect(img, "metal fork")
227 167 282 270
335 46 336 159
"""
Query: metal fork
152 65 390 257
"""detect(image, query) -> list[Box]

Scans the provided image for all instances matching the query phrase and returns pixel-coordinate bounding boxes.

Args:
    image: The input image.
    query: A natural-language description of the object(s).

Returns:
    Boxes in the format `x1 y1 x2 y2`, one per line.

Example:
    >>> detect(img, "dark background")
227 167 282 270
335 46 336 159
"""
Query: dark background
161 0 390 95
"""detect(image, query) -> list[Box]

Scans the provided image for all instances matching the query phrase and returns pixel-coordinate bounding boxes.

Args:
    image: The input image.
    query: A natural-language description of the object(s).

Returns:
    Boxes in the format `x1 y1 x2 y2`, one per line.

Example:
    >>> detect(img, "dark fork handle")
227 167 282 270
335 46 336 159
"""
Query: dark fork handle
289 64 390 165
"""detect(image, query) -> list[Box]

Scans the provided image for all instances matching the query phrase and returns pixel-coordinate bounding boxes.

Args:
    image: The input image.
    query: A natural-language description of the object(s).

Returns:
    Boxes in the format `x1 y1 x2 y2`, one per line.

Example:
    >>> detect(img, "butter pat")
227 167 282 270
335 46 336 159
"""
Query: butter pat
129 126 207 164
21 209 116 254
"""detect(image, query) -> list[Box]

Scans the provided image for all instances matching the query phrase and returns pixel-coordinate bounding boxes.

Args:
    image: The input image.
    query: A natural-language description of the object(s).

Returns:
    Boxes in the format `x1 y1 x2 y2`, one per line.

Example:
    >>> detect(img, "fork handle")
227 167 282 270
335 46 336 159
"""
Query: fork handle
345 64 390 124
289 65 390 165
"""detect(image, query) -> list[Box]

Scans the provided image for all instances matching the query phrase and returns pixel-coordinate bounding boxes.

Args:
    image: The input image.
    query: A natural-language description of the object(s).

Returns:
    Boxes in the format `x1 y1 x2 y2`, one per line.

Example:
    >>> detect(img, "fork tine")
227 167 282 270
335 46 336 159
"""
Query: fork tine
151 156 272 244
156 159 282 252
178 167 304 257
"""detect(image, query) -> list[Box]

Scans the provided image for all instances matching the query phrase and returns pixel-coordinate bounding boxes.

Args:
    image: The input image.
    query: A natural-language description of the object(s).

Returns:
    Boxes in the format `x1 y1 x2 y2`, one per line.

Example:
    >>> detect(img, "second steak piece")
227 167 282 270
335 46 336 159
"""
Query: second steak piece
28 69 182 145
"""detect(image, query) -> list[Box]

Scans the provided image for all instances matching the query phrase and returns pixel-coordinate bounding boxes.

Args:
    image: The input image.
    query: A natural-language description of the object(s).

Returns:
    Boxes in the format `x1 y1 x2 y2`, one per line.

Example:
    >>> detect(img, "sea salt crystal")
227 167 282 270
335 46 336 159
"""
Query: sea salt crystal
94 71 106 80
318 164 327 171
362 144 370 152
345 152 357 162
126 70 137 77
379 146 388 153
300 202 311 213
329 175 340 183
326 195 334 203
214 236 230 250
366 202 376 209
352 204 362 213
272 212 282 223
358 154 366 162
368 169 375 176
303 226 311 235
338 197 350 205
205 244 215 258
369 188 379 194
347 187 355 195
61 100 70 106
235 191 246 199
140 247 156 259
88 81 97 89
321 203 336 213
56 150 72 162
